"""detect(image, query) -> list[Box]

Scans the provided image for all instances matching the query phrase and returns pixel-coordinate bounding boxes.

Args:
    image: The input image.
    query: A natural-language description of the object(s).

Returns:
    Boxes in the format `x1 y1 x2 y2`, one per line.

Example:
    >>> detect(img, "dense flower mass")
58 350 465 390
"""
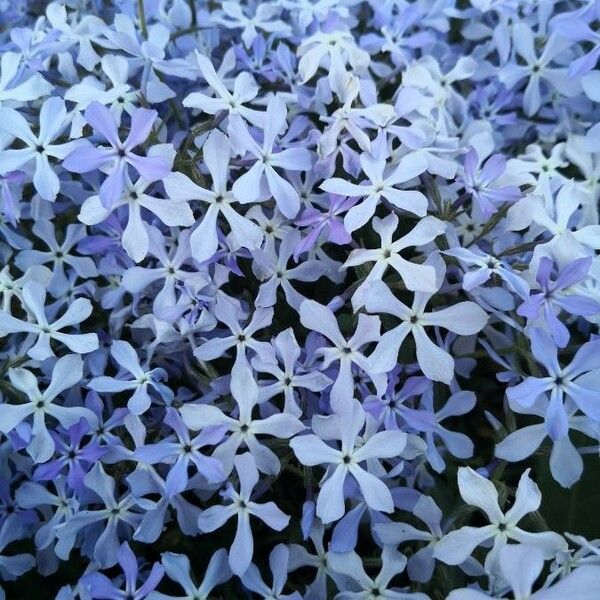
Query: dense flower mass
0 0 600 598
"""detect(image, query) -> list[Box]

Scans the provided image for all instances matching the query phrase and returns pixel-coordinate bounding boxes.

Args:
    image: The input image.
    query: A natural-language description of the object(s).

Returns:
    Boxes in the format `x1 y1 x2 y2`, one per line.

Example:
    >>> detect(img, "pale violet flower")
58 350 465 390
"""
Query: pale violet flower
213 2 291 48
0 280 99 360
299 299 384 412
328 547 430 600
164 129 263 264
183 51 265 127
88 340 173 415
197 452 290 576
343 212 446 308
150 549 231 600
320 152 429 233
0 97 80 201
63 101 171 208
447 544 600 600
0 51 53 105
364 274 488 384
290 399 407 523
230 95 313 219
499 24 578 116
78 147 193 263
180 362 305 476
434 468 567 571
0 354 97 463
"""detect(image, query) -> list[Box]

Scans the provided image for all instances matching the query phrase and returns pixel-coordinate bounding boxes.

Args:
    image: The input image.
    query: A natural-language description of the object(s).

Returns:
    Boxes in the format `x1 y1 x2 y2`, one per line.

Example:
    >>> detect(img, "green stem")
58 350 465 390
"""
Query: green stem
1 355 27 375
172 24 212 40
187 0 196 25
137 0 148 39
567 482 579 533
497 239 541 257
465 202 511 248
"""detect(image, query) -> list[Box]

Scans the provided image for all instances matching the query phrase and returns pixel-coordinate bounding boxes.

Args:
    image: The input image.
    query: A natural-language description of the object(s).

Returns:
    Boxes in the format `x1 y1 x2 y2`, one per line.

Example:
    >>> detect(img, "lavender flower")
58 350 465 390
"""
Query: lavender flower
63 102 171 208
321 152 429 233
151 549 231 600
434 468 567 570
0 2 599 598
364 275 488 384
0 281 98 360
290 399 407 523
197 452 290 576
447 544 600 600
299 299 384 411
88 340 173 415
0 97 80 201
164 129 263 264
81 541 164 599
230 95 313 219
180 362 304 476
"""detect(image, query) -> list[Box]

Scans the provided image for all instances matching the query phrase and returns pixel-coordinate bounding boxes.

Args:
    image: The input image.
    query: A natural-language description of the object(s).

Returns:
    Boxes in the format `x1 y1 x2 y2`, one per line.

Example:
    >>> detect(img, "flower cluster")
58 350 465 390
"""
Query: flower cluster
0 0 599 599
